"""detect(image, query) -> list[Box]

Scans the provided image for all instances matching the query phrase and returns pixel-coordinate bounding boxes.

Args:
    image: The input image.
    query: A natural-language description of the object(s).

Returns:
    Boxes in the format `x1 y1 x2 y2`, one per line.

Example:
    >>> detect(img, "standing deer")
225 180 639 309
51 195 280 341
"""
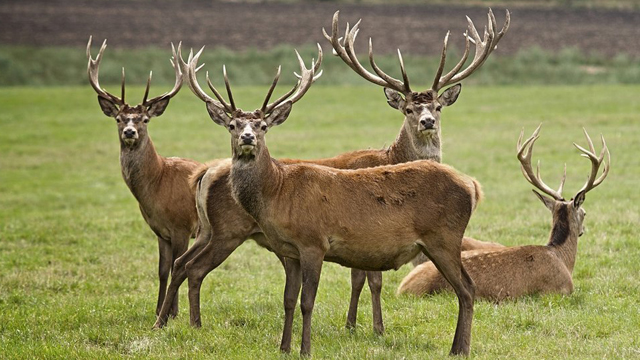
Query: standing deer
323 10 509 327
87 37 211 317
397 125 610 300
170 44 482 356
153 9 508 338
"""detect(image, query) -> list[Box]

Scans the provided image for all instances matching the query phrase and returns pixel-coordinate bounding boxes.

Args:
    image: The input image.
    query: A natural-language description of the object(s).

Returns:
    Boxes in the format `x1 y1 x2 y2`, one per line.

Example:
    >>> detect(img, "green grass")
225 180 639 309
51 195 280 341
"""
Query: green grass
0 84 639 359
2 44 640 87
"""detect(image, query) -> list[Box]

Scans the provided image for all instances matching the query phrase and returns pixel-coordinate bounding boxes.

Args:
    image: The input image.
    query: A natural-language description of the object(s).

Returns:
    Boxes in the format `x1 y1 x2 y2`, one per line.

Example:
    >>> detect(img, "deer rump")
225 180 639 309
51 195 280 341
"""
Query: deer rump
224 158 480 271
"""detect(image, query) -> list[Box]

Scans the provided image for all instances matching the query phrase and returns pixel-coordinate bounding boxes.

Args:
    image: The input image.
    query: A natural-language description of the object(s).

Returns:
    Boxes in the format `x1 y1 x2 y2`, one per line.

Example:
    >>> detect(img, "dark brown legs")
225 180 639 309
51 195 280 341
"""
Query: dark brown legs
346 269 384 335
280 258 301 353
420 235 475 356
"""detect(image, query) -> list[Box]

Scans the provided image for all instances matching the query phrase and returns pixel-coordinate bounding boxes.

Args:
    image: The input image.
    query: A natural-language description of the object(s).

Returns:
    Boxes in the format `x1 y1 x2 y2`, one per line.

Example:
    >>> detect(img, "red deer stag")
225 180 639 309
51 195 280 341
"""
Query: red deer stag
87 37 213 317
324 10 509 329
176 45 481 356
398 125 610 300
154 9 507 339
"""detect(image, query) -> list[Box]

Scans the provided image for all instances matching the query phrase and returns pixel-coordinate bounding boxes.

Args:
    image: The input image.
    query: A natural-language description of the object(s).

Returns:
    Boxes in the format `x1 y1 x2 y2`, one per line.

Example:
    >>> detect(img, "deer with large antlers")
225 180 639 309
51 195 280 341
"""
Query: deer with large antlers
87 37 215 317
398 125 610 300
324 9 509 329
154 9 508 338
160 41 483 356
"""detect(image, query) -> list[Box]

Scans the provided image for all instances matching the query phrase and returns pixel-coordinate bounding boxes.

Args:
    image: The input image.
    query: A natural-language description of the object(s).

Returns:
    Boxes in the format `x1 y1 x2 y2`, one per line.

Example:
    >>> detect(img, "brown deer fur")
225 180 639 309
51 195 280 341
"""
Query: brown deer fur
154 86 497 336
397 127 610 302
176 93 482 355
397 197 582 300
87 38 210 317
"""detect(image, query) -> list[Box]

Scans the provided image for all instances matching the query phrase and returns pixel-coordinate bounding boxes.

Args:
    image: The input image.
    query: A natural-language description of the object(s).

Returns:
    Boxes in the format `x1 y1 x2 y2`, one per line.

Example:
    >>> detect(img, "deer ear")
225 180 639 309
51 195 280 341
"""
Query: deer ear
147 97 171 118
573 191 586 208
266 101 292 127
532 190 555 212
438 84 462 107
384 88 405 110
97 95 119 117
205 102 231 127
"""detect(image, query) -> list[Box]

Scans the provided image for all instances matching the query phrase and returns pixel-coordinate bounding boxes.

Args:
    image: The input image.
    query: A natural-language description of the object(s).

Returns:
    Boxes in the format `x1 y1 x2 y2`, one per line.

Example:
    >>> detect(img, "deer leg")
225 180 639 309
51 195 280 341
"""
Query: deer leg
366 271 384 335
420 236 475 356
154 226 212 328
186 237 244 328
346 268 366 331
156 236 172 316
168 231 191 318
280 257 302 354
299 249 324 356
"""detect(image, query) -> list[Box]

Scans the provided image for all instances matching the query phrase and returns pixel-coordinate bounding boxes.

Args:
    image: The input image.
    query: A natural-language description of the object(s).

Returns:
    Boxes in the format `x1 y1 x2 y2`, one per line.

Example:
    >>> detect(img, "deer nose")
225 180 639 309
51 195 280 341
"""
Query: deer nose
124 128 137 138
420 118 435 128
241 133 255 144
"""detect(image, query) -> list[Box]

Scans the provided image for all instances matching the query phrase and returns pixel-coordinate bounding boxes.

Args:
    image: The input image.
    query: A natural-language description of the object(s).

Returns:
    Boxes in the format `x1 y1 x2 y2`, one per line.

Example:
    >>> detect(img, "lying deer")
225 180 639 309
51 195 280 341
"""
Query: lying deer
178 42 482 356
87 38 213 317
154 9 508 338
397 125 610 301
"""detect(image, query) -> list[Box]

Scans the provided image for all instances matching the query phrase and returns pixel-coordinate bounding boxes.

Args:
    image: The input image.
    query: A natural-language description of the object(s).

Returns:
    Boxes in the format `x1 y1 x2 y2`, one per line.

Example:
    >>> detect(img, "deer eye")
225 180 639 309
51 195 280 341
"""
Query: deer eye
261 124 267 131
405 109 413 114
436 106 442 112
228 124 235 130
143 118 149 123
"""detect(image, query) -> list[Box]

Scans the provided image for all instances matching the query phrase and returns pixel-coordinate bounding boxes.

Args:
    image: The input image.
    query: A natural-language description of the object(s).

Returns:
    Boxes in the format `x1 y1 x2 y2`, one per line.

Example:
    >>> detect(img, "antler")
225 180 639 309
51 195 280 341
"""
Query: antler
573 128 610 195
262 44 323 114
323 11 410 94
86 36 124 105
186 44 322 115
184 46 234 113
517 124 566 201
432 9 510 92
141 42 184 106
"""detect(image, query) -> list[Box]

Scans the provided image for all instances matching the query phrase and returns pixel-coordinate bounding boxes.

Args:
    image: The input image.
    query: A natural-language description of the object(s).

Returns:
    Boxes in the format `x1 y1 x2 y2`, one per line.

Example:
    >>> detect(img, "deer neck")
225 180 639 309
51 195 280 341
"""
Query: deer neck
230 144 282 222
546 204 580 274
119 135 164 202
388 121 442 164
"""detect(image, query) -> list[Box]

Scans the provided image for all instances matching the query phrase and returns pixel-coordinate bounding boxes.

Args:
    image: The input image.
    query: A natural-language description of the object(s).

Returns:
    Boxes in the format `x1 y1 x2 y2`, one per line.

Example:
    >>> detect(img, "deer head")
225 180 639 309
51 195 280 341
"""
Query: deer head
86 37 183 148
517 125 610 239
324 10 509 139
183 45 323 159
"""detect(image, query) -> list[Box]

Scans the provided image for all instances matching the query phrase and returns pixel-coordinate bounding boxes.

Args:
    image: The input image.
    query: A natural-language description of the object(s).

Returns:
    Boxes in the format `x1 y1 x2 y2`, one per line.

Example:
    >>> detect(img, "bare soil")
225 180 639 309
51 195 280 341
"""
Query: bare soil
1 0 639 57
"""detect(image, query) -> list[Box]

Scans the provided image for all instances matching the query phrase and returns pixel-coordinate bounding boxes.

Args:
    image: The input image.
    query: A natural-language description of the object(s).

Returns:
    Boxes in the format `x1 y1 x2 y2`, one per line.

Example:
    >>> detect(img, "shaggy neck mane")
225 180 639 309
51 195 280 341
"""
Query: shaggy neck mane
230 144 281 221
388 120 442 164
119 135 164 202
547 204 579 273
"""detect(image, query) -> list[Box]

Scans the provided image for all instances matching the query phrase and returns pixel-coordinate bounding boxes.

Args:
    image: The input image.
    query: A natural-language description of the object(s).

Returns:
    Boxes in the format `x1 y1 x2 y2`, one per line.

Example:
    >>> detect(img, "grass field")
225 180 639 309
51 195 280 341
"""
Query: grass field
0 84 639 359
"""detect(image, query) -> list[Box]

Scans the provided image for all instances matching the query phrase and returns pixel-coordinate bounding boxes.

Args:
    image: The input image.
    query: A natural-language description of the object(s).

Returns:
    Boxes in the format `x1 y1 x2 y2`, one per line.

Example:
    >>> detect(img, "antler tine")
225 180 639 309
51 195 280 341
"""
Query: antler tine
206 69 234 113
294 44 325 82
121 67 126 104
435 30 471 90
431 31 451 90
222 65 237 112
489 8 511 51
310 43 324 81
261 65 281 113
324 11 403 91
574 128 610 195
434 9 509 91
143 42 184 106
264 47 322 114
86 36 124 105
516 125 565 200
184 46 227 111
142 71 151 105
366 34 411 93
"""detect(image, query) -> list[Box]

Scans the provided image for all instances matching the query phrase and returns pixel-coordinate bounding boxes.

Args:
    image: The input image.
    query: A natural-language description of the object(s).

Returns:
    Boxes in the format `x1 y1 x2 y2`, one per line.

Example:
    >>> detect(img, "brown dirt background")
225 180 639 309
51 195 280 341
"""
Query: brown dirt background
1 0 639 57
